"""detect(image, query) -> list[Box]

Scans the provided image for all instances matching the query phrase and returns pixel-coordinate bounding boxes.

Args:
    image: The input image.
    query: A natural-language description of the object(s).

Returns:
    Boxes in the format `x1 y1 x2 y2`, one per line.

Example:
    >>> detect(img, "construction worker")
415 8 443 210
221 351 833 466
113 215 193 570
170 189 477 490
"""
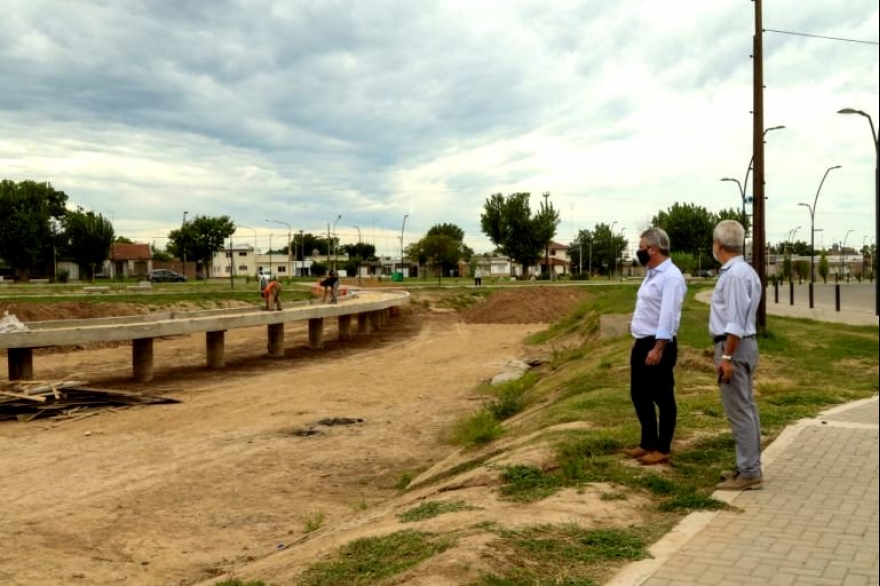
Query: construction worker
262 278 282 311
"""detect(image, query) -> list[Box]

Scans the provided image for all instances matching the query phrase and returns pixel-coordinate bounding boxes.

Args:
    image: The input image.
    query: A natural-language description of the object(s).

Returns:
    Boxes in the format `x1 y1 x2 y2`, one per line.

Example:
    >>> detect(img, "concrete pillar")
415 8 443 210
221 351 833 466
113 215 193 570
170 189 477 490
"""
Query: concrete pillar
132 338 154 383
309 318 324 349
267 323 285 357
8 348 34 381
357 312 371 335
206 331 225 368
338 315 352 341
369 310 381 331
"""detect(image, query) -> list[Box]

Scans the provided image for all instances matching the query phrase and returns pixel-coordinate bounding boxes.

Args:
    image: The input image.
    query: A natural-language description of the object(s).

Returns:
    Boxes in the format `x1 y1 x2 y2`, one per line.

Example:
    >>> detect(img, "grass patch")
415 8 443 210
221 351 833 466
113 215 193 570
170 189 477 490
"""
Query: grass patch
297 530 455 586
216 581 271 586
397 500 478 523
434 288 493 310
303 510 326 532
498 465 564 502
450 410 505 447
472 523 656 585
486 374 537 420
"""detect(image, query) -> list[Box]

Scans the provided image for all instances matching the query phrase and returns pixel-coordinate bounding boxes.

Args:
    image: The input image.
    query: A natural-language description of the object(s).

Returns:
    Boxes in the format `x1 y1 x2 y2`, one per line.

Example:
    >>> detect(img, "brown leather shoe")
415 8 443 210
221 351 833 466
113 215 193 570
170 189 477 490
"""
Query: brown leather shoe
720 469 738 481
716 475 762 490
622 447 649 458
638 451 670 466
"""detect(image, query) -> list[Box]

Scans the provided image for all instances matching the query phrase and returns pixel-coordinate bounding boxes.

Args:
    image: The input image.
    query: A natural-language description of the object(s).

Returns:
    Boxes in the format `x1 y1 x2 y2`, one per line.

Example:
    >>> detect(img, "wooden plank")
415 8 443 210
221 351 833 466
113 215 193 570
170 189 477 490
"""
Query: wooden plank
0 391 47 403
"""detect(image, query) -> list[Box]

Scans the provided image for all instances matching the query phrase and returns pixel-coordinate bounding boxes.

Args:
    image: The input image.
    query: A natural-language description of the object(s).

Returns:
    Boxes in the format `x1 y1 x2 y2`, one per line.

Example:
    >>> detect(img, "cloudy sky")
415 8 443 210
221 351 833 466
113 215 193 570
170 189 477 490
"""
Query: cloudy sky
3 0 878 258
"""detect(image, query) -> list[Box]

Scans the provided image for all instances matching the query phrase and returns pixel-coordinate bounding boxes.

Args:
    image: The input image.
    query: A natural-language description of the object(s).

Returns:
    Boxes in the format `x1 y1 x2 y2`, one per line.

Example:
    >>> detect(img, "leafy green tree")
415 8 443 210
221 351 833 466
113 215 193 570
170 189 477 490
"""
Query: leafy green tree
650 202 716 257
421 233 461 281
167 215 235 277
0 179 68 280
568 224 627 277
151 242 172 262
60 207 115 282
114 235 134 244
480 192 559 277
292 232 335 259
818 251 829 283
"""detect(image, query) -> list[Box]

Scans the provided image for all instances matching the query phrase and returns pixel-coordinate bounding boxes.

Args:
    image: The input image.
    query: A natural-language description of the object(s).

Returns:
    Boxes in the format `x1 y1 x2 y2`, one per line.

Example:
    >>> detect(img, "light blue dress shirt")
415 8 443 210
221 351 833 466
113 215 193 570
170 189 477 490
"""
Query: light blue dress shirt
631 258 687 340
709 256 761 339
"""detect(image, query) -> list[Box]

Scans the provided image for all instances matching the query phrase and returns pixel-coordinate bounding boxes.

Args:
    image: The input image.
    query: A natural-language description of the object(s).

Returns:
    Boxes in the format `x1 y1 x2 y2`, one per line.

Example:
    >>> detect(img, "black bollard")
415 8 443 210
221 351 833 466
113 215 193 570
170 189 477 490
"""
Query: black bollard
835 284 841 312
774 279 779 304
789 280 795 306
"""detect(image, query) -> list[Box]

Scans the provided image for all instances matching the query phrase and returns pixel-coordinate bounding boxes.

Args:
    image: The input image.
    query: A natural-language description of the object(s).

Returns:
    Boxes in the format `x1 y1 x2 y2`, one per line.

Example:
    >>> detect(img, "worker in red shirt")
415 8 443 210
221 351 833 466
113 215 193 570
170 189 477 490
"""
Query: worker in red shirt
262 279 282 311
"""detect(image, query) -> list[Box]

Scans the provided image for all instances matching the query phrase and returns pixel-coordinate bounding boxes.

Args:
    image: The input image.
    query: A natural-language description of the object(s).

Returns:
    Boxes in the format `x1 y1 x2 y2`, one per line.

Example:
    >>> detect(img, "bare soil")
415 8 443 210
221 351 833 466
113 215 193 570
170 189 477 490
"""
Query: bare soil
0 286 646 586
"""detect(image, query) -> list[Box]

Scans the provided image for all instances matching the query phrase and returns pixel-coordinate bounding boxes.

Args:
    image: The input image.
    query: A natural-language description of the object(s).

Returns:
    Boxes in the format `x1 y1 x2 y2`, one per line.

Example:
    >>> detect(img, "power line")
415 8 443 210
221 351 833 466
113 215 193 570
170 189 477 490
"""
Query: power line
764 28 879 46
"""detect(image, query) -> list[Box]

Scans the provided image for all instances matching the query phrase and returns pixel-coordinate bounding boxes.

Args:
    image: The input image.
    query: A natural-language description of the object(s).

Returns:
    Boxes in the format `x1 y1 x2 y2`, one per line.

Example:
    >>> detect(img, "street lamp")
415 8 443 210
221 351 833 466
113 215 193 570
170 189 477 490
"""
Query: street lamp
720 177 749 256
743 125 786 199
266 219 292 278
542 192 551 278
786 226 801 284
352 225 362 284
608 221 617 280
838 108 879 315
618 227 627 281
841 229 855 282
399 214 409 277
332 215 342 270
182 211 188 279
798 164 841 308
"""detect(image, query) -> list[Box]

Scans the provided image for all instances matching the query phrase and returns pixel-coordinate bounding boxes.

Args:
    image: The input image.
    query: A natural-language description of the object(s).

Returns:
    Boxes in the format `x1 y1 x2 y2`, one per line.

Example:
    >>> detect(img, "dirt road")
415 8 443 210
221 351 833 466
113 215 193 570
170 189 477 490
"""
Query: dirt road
0 287 588 585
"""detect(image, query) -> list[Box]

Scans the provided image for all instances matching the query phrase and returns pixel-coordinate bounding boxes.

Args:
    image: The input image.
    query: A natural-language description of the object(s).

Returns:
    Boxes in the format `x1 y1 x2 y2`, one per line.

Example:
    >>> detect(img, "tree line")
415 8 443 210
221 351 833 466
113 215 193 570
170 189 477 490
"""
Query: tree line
2 179 875 281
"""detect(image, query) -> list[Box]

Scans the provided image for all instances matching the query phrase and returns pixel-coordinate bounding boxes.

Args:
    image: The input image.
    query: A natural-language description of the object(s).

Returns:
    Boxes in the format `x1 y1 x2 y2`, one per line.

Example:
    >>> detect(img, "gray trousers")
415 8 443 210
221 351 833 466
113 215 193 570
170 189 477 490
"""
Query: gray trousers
715 337 762 478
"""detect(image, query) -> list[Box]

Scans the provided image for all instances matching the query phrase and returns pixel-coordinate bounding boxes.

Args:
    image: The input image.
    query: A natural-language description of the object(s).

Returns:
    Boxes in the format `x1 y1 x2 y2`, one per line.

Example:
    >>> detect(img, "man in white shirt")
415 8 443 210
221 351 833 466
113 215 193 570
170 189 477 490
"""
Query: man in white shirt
624 227 687 466
710 220 763 490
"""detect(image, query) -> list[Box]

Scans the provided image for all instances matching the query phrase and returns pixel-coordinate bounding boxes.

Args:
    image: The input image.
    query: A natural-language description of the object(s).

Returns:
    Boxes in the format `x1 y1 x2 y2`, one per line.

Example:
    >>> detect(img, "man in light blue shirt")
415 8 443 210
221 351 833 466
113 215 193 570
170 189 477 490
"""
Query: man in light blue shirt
624 227 687 466
710 220 763 490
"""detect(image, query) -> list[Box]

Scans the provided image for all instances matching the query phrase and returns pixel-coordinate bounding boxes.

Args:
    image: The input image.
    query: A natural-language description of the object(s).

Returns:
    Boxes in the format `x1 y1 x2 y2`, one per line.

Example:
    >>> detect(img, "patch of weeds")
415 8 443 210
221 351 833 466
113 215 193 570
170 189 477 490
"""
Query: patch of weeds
600 491 628 501
633 474 678 496
395 472 414 490
298 530 455 586
407 451 502 491
499 465 563 502
450 410 504 447
658 490 729 512
303 510 326 532
397 500 478 523
473 523 651 585
350 499 369 512
487 375 535 421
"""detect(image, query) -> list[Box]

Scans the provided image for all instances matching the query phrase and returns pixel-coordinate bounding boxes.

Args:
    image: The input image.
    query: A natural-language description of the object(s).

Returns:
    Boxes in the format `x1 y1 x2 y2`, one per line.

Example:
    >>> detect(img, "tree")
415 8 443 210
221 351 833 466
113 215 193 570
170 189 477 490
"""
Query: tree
480 192 559 277
167 215 235 278
568 224 627 277
114 236 134 244
151 242 172 262
650 202 716 258
292 232 334 260
60 207 115 282
0 179 68 280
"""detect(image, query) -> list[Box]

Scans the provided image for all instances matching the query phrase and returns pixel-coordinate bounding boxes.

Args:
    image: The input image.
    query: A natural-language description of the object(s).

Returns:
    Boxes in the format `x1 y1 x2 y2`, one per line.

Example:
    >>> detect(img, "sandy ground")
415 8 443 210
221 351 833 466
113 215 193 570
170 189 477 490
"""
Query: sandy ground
0 286 645 586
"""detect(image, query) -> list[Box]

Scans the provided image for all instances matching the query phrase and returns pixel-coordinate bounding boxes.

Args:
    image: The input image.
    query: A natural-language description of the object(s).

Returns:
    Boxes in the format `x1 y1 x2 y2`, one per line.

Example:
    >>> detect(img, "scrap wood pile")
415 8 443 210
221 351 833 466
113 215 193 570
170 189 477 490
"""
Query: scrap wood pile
0 380 180 422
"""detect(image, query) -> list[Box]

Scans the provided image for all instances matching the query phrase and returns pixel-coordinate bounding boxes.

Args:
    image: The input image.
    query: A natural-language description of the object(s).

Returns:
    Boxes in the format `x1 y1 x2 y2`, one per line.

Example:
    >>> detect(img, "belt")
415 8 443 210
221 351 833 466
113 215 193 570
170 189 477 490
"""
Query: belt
713 334 755 344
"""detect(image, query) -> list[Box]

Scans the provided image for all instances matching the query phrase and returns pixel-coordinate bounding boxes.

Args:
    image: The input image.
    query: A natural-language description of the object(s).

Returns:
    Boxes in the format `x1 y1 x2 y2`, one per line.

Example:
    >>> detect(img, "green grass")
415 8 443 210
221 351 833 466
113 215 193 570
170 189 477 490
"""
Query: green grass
303 510 326 532
397 500 478 523
471 523 659 586
297 530 455 586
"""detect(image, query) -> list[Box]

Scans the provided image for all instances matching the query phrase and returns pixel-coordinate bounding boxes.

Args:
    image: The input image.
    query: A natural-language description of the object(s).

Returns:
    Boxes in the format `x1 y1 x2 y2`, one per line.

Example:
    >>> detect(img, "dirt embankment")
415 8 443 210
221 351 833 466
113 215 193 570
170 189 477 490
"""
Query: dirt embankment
0 286 621 586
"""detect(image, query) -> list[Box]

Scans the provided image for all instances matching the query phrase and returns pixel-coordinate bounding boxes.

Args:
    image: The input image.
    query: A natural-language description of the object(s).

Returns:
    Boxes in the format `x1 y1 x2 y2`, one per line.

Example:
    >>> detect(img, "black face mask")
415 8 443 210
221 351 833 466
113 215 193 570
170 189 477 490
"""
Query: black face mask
636 248 651 266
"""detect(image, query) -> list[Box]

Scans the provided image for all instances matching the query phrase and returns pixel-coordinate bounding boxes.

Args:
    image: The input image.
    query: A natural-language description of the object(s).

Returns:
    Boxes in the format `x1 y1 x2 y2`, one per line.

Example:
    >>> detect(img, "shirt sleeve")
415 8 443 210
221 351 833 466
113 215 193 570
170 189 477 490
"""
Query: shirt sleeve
722 270 751 339
655 274 685 340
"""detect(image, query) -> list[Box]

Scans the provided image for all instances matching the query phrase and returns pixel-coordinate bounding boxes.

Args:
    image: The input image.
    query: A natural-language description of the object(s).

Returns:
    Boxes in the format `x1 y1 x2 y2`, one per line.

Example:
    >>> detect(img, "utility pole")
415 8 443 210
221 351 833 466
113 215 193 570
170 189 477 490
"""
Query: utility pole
542 192 550 279
752 0 768 331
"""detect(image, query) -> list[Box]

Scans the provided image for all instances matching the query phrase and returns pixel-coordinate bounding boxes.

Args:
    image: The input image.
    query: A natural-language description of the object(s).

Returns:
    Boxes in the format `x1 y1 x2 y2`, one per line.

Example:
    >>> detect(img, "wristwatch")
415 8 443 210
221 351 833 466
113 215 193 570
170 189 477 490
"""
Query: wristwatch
721 355 733 361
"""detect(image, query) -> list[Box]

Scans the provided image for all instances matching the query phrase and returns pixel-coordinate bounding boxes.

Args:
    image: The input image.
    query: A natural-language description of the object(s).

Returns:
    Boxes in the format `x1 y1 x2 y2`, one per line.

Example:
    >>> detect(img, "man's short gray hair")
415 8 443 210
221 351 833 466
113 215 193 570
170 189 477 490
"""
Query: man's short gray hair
640 227 671 255
714 220 744 254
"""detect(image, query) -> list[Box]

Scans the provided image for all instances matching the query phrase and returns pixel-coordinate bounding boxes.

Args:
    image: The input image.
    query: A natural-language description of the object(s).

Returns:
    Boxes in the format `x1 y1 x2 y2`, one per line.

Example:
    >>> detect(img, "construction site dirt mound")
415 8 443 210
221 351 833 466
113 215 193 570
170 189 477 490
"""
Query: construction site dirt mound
461 285 591 324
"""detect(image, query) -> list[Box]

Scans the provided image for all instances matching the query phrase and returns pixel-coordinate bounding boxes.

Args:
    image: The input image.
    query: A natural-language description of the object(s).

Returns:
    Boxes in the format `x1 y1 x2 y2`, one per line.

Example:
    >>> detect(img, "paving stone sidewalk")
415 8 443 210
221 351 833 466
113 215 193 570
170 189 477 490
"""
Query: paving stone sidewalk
608 397 879 586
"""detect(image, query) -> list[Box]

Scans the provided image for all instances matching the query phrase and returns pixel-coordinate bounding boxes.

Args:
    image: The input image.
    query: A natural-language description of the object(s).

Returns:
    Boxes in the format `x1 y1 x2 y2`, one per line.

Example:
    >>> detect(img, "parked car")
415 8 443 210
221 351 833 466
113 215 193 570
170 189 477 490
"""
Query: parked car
149 269 187 283
698 269 716 278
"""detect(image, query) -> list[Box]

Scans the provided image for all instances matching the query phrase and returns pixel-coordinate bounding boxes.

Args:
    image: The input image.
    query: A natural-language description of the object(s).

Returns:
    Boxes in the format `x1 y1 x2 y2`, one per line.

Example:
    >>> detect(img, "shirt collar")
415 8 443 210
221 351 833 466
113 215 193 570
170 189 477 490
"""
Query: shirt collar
648 257 672 275
720 255 745 272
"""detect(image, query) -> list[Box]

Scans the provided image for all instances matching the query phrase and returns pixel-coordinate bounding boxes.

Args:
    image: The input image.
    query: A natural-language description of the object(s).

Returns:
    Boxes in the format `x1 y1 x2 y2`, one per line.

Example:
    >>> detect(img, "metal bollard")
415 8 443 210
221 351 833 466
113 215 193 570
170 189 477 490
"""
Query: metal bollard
789 280 795 306
835 284 840 312
774 279 779 304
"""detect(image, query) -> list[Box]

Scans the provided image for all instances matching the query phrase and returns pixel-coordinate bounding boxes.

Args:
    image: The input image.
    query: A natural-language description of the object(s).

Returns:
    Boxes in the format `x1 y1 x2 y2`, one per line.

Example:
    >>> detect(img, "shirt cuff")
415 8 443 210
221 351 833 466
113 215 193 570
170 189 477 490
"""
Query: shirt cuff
724 323 746 339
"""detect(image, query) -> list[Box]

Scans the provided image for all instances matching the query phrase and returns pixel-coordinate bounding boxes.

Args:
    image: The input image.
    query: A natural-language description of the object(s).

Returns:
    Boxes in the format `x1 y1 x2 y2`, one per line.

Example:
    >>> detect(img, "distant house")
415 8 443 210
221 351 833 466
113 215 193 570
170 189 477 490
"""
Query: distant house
107 243 153 279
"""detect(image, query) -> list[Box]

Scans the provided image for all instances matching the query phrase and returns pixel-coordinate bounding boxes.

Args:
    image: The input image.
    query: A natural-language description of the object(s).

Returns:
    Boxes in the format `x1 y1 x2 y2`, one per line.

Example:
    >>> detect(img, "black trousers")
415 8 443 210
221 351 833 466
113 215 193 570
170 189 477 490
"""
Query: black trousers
630 336 678 454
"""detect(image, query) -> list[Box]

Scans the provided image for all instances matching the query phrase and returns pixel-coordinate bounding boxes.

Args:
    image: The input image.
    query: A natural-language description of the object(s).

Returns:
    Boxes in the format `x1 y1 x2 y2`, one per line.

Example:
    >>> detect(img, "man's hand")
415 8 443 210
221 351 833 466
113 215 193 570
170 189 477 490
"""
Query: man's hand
645 346 663 366
717 360 734 384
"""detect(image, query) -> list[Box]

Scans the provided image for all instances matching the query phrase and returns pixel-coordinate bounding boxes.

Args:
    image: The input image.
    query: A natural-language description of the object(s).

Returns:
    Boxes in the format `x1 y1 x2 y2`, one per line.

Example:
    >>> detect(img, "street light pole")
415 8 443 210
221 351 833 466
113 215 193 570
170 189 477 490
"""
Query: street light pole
400 214 409 278
332 214 342 271
182 211 188 279
352 225 362 285
798 165 841 307
720 177 748 256
838 108 879 316
618 227 626 281
266 220 292 278
841 229 854 282
237 225 257 277
787 226 801 285
542 192 551 278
